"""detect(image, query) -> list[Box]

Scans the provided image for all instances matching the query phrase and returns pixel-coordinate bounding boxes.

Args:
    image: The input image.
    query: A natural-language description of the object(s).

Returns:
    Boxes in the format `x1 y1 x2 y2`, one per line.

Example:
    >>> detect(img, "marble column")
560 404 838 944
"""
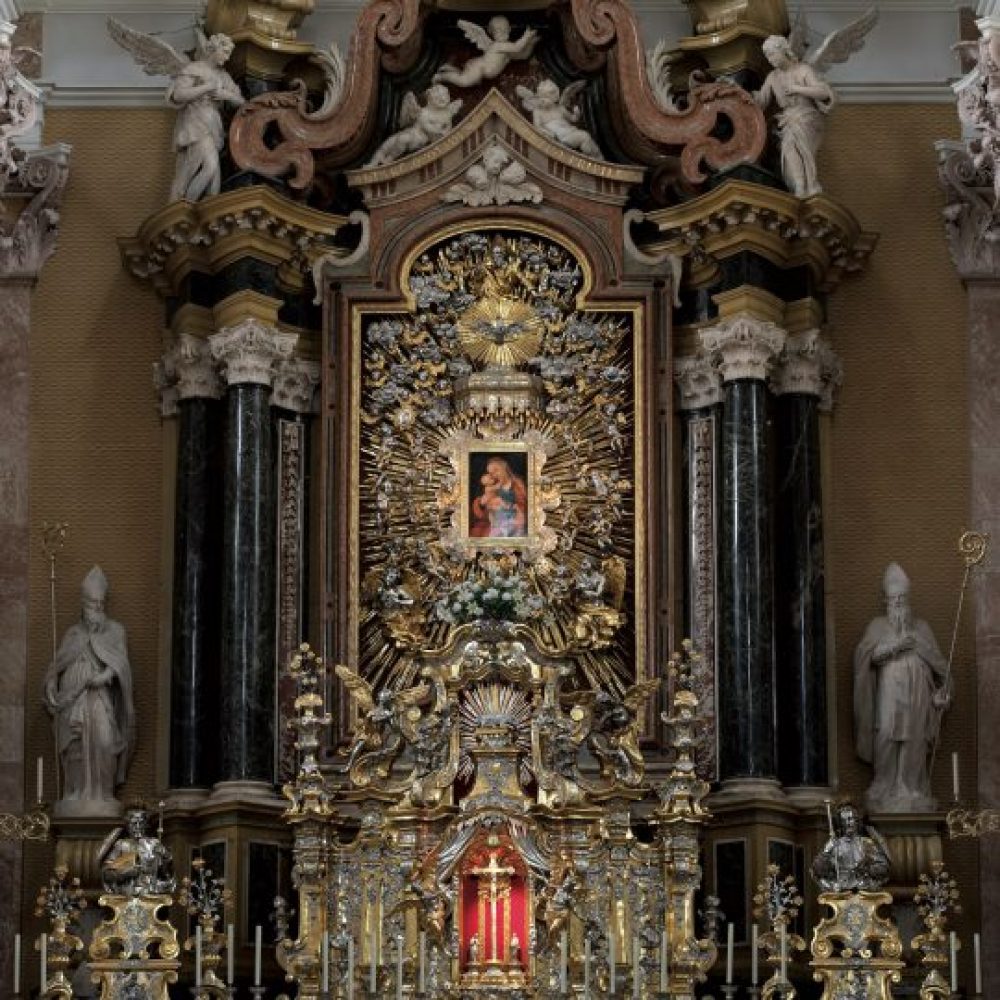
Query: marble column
700 314 786 794
939 137 1000 996
160 336 224 791
210 319 297 791
674 353 723 780
0 143 70 989
770 331 841 799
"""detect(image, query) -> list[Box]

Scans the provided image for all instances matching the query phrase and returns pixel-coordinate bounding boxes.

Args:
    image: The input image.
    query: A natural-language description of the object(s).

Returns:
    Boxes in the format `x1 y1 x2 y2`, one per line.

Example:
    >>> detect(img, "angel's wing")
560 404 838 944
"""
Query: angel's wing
808 8 879 75
457 19 493 53
623 678 661 713
515 84 537 109
395 681 432 708
559 80 587 109
107 17 188 78
399 91 421 127
787 8 810 61
335 664 375 714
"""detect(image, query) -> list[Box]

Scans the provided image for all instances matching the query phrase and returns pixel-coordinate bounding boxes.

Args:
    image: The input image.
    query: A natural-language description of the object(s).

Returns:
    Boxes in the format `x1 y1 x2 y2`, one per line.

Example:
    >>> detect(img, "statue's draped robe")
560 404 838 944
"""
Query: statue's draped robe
43 620 135 804
854 615 947 800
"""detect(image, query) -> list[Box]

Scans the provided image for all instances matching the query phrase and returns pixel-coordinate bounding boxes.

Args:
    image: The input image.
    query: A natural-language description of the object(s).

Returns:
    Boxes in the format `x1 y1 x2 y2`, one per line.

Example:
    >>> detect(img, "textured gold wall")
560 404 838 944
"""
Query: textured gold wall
23 109 174 921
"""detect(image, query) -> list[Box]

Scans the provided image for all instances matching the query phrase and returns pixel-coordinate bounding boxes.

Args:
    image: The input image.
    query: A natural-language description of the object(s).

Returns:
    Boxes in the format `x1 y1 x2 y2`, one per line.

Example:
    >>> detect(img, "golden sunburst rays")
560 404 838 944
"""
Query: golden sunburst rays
456 293 544 370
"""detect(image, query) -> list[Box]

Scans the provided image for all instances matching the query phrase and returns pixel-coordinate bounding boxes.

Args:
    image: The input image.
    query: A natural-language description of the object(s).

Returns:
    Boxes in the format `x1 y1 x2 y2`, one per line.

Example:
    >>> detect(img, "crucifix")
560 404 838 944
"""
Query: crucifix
471 850 517 963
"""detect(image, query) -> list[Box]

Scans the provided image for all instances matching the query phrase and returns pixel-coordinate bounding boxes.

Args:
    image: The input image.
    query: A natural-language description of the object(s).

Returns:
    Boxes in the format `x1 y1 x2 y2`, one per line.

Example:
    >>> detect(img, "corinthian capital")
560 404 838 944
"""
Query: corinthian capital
674 353 723 410
171 334 223 400
770 330 843 411
699 314 786 382
272 358 321 414
210 319 298 387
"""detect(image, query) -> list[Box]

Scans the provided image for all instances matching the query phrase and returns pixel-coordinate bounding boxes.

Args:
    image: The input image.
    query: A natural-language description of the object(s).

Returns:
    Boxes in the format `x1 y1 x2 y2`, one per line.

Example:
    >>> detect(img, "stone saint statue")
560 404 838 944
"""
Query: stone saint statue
853 563 950 813
43 566 135 817
107 19 245 202
811 802 891 892
99 805 176 896
754 10 878 197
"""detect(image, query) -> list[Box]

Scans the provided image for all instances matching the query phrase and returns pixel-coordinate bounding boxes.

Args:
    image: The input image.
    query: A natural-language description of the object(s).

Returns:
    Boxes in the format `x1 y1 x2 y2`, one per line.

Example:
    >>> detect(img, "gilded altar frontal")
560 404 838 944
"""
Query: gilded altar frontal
0 0 992 997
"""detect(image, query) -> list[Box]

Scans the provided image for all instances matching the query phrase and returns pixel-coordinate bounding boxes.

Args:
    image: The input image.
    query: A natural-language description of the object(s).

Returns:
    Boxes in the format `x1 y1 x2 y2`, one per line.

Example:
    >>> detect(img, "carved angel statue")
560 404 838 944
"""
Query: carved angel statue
536 852 580 951
443 142 542 207
953 22 1000 205
107 19 244 202
754 9 878 197
0 24 42 186
433 17 539 89
390 865 452 951
367 84 463 167
517 79 602 159
334 665 430 786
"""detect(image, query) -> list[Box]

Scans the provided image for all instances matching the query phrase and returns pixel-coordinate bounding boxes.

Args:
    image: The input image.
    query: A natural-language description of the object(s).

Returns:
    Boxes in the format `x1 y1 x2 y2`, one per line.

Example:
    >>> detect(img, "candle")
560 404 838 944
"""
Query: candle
254 925 262 986
347 936 355 1000
609 922 616 994
13 933 20 994
370 920 377 993
396 936 403 1000
560 929 568 994
751 924 759 985
780 923 787 983
632 934 640 1000
975 932 982 995
40 933 47 990
660 930 668 992
726 922 734 984
953 753 961 802
584 936 592 993
950 931 959 993
195 924 203 987
418 930 426 993
36 757 43 805
322 931 330 992
226 923 234 986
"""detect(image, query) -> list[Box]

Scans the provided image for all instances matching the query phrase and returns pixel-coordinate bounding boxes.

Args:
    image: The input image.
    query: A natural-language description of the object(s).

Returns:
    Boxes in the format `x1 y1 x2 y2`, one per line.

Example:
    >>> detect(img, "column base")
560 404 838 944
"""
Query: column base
208 780 284 808
710 777 786 807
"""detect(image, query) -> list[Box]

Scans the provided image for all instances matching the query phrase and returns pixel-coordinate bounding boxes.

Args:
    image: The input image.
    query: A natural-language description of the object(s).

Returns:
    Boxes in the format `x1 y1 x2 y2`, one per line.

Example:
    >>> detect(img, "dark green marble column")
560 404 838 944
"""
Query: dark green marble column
701 316 785 790
773 333 838 794
165 339 224 789
211 321 297 788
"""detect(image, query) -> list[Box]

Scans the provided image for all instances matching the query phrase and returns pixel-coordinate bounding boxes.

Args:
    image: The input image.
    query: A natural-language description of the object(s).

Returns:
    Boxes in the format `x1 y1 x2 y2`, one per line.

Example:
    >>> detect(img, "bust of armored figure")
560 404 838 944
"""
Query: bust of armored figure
99 806 176 896
811 802 892 893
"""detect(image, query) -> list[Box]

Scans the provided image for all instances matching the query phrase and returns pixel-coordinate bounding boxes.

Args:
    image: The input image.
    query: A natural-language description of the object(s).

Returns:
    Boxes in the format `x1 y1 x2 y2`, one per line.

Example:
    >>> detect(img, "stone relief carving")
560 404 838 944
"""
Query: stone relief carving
366 85 463 167
754 9 878 198
854 563 951 814
42 567 136 818
0 21 41 188
442 143 542 207
107 19 245 202
432 16 538 89
516 80 602 159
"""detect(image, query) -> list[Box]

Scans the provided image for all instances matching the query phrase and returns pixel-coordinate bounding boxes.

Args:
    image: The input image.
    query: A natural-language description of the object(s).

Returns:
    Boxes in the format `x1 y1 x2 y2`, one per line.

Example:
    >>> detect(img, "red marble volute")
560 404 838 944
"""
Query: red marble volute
229 0 767 189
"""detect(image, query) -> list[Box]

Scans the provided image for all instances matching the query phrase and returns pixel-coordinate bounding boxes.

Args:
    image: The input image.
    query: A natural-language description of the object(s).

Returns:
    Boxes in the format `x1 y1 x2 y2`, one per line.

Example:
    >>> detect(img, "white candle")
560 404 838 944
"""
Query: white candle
347 936 355 1000
396 936 403 1000
751 924 759 985
660 930 669 992
726 922 734 984
195 924 203 987
254 925 262 986
39 933 47 990
418 930 426 993
322 931 330 992
953 753 961 802
226 924 234 986
780 923 788 983
584 936 592 993
609 922 616 994
13 933 20 994
632 934 640 1000
560 929 568 994
975 932 982 995
370 921 377 993
36 757 43 805
950 931 959 993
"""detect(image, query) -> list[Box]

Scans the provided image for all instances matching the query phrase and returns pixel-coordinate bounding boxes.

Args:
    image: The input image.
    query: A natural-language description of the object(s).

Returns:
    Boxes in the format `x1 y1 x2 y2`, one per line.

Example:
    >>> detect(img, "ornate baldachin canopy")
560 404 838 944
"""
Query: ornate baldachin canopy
229 0 767 193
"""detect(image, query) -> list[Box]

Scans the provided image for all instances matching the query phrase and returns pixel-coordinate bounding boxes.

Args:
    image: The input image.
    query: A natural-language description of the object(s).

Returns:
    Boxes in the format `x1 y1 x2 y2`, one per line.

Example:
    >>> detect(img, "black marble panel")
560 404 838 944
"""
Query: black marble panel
169 397 223 788
714 839 749 943
219 383 277 784
775 393 828 788
717 379 777 781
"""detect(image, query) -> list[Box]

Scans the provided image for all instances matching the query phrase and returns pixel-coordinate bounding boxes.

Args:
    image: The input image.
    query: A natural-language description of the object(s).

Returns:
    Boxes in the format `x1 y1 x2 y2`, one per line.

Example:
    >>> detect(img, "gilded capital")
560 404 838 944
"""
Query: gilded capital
699 314 786 382
674 353 723 410
272 357 321 414
210 318 297 387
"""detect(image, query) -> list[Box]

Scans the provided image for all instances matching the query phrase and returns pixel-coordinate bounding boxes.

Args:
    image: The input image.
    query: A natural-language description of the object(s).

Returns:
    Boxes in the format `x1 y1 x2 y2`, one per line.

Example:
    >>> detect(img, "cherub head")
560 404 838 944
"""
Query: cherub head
481 143 509 175
762 34 795 70
535 79 560 106
488 16 511 42
426 83 452 108
204 33 235 67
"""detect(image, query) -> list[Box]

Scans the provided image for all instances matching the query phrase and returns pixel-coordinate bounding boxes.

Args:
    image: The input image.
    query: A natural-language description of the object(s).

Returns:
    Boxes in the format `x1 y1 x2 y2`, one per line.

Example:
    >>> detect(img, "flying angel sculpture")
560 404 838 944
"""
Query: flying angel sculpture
107 18 245 202
754 9 879 198
433 17 539 89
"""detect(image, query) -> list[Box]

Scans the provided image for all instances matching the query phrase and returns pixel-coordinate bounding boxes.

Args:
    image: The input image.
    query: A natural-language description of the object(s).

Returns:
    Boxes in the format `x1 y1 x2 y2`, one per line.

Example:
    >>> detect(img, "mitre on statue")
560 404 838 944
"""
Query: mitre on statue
882 562 910 597
82 564 109 602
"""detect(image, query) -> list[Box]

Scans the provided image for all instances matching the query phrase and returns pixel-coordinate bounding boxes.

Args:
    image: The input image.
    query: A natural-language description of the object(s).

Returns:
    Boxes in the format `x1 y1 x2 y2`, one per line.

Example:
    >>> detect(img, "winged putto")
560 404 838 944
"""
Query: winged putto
433 17 539 89
107 18 244 202
516 79 602 159
366 85 463 167
754 9 879 197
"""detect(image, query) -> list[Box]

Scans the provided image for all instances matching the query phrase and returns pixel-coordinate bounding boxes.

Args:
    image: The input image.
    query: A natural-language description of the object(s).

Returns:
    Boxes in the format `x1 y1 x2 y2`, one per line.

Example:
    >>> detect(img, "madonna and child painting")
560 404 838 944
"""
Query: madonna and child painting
468 452 529 539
